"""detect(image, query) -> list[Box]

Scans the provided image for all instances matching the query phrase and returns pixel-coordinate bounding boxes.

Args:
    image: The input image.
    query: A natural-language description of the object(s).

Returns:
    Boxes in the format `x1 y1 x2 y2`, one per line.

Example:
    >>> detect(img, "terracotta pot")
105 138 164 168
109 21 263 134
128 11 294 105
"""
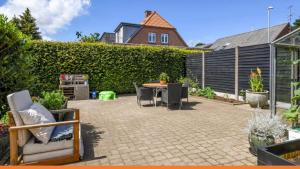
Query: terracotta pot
246 90 269 108
160 80 167 85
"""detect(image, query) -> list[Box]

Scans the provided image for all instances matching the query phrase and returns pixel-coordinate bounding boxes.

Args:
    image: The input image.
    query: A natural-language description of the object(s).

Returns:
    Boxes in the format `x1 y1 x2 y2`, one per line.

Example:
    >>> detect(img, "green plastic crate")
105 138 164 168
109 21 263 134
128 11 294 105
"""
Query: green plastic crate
99 91 116 101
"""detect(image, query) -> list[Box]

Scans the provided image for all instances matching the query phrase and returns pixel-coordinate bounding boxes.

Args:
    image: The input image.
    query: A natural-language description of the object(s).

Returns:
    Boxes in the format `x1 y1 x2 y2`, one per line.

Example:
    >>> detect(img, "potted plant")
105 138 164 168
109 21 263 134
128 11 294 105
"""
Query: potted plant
38 90 67 110
159 72 169 85
37 91 68 121
247 109 287 156
246 67 269 108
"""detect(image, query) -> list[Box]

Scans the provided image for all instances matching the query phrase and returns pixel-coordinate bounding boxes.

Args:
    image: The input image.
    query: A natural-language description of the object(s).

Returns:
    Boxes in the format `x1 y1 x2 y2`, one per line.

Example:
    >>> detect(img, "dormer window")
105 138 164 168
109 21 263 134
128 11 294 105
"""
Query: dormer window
148 32 156 43
161 33 169 44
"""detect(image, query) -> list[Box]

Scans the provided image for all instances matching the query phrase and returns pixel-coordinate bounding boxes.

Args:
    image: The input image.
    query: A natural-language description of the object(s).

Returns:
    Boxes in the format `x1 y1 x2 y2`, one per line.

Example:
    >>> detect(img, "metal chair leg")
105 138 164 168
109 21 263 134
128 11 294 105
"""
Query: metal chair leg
179 101 182 110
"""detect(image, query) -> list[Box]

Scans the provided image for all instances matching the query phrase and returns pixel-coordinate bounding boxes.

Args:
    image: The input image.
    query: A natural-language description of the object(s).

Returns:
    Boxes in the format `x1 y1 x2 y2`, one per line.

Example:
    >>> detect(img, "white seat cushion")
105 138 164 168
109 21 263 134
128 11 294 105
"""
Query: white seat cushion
19 103 56 144
7 90 33 147
23 124 84 161
23 137 73 155
23 148 73 163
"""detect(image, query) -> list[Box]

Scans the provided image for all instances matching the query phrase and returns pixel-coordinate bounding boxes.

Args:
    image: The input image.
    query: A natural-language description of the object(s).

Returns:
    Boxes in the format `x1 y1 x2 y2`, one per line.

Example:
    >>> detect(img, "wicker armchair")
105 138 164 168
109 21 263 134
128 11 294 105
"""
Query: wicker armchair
133 82 154 107
161 83 183 109
181 82 189 102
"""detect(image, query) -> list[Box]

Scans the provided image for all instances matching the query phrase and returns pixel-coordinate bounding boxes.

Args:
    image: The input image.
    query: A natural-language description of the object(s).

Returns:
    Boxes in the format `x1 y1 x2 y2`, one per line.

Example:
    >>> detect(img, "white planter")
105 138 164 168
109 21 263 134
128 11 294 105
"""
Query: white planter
246 90 269 108
288 128 300 141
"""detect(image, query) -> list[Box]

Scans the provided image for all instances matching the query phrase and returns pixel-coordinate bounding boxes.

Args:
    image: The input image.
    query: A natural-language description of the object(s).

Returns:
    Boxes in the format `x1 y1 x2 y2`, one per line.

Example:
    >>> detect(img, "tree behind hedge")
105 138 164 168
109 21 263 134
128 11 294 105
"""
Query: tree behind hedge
0 14 31 116
13 8 42 40
293 18 300 30
76 31 101 42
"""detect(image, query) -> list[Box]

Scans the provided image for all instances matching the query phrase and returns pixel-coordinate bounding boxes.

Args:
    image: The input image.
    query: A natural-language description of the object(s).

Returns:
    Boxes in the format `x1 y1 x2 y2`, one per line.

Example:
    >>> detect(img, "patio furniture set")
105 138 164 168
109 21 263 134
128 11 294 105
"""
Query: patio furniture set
133 81 189 109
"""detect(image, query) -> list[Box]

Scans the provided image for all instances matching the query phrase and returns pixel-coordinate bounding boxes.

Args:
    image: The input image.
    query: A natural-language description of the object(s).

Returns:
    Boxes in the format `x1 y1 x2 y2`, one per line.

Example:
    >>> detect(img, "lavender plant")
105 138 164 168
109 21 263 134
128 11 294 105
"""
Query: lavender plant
247 109 287 140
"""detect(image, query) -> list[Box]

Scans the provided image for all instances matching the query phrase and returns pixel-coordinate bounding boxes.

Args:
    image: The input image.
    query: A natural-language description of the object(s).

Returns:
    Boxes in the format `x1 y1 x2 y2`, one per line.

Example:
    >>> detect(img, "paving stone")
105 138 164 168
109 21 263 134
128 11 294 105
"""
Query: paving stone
68 95 257 166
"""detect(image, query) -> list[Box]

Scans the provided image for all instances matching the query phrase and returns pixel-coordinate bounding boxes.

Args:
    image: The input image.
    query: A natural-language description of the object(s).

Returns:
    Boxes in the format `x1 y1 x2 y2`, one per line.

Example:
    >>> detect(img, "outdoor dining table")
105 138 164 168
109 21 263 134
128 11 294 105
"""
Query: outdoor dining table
143 82 167 107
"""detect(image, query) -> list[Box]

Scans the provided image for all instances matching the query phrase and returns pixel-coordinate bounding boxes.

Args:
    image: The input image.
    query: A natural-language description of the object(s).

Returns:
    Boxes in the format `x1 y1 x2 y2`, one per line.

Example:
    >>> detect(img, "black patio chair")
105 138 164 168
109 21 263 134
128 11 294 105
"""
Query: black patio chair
181 82 189 102
133 82 154 107
161 83 182 109
149 80 160 83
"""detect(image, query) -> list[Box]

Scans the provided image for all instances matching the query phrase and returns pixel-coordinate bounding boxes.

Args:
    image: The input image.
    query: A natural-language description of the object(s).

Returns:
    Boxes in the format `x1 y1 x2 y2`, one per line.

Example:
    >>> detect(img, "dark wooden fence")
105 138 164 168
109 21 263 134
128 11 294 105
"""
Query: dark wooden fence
186 53 202 86
238 44 270 92
186 44 295 103
205 48 235 93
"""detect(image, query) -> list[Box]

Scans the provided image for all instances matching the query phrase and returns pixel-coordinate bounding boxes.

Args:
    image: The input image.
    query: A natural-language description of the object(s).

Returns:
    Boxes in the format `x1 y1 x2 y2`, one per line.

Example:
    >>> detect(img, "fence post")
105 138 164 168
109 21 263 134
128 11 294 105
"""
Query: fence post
202 51 205 89
235 46 239 100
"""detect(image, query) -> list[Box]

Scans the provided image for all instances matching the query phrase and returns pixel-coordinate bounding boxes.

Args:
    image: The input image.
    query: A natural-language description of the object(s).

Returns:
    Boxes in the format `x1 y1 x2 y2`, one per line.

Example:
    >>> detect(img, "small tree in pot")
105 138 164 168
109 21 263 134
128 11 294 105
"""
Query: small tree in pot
246 67 269 108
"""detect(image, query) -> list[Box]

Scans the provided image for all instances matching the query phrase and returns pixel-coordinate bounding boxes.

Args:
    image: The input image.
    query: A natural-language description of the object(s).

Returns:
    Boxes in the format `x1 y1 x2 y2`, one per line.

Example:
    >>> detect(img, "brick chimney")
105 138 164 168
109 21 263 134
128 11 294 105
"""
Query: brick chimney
144 10 152 18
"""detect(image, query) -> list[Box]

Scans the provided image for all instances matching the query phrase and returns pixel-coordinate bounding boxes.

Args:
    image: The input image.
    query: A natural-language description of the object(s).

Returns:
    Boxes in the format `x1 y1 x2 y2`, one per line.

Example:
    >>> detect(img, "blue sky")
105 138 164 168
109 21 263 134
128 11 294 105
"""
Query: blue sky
0 0 299 46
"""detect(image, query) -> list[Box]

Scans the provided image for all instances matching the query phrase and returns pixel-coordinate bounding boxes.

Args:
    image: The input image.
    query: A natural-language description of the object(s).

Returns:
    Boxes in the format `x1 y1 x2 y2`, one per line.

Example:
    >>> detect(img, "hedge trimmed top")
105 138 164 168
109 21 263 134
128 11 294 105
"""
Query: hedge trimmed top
30 41 199 94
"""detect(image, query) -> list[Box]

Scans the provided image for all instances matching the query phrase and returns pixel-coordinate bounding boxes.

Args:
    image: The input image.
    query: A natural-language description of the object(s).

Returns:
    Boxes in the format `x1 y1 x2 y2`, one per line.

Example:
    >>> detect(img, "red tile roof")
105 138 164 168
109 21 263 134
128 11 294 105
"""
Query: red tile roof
141 11 174 29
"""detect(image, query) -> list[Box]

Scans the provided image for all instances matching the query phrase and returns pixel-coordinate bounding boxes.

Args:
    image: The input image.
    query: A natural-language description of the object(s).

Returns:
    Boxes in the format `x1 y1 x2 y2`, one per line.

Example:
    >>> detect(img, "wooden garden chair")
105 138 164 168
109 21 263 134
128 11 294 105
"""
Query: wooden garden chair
7 90 84 165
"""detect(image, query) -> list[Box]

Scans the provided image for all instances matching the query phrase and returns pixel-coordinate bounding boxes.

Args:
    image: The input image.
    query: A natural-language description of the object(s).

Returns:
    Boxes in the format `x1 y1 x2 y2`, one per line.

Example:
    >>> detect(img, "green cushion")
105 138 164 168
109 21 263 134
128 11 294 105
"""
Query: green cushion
99 91 116 101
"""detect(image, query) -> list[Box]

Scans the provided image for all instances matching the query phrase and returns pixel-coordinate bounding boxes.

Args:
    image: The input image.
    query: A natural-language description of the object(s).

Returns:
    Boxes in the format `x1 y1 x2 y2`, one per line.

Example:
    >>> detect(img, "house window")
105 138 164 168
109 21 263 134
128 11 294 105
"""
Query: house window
161 34 169 44
148 32 156 43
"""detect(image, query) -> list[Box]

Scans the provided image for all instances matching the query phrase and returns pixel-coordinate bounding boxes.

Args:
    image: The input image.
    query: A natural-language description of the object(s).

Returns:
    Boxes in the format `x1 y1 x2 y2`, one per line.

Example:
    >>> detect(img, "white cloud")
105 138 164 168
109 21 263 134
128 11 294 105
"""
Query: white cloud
0 0 91 39
42 35 53 41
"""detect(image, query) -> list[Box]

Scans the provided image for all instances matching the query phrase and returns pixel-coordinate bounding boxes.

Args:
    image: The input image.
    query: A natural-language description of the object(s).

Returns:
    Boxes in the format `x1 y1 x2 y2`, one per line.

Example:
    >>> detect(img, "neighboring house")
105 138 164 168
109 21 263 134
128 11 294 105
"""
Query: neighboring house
195 43 212 49
100 32 115 43
102 10 187 47
210 23 290 50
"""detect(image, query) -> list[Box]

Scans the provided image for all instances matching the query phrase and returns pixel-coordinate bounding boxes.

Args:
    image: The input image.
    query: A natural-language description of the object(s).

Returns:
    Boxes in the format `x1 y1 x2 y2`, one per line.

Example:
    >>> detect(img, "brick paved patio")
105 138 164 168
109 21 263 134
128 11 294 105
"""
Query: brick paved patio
68 95 257 166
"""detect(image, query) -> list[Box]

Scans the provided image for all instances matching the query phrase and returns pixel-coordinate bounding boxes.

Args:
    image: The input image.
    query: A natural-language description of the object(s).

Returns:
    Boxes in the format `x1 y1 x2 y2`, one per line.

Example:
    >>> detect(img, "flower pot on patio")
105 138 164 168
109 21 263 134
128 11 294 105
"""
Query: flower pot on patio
247 111 287 156
246 90 269 108
160 80 167 85
249 131 275 156
159 72 169 85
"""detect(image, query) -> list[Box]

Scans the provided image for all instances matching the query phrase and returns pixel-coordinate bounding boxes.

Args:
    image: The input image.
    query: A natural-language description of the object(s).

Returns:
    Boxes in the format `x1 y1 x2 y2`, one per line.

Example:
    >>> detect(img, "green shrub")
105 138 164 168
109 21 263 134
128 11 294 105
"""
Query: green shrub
0 14 31 118
197 87 216 99
39 91 66 110
178 77 200 95
178 77 199 89
0 112 8 125
29 41 195 94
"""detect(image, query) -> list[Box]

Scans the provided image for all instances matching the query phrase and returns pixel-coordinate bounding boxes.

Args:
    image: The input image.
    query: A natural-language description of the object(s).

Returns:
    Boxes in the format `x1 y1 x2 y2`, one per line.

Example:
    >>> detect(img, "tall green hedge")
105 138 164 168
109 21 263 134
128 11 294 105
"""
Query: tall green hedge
30 42 194 94
0 14 31 117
